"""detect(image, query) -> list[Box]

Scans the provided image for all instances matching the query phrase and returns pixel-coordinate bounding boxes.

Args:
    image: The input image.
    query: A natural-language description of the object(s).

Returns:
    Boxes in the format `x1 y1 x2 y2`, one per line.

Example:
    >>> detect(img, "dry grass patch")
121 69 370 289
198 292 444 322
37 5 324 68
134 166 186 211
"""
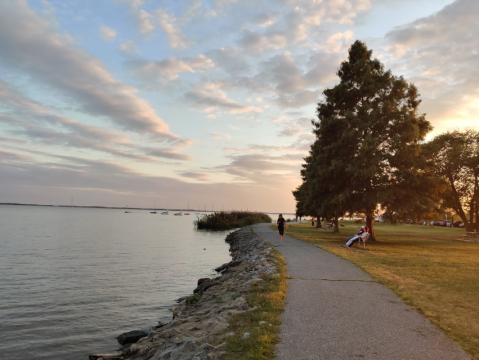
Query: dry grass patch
222 247 287 360
281 222 479 359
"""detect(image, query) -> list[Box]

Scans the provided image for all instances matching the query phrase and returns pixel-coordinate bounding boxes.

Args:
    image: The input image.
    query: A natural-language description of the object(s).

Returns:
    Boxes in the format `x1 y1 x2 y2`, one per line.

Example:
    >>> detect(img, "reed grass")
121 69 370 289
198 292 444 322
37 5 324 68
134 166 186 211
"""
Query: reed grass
194 211 272 230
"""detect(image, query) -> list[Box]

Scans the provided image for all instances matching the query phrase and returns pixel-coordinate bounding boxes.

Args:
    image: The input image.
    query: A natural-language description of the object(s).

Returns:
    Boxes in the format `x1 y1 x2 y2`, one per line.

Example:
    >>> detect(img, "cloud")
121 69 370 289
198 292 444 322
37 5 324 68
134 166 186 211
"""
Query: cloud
225 134 314 155
206 47 252 76
214 153 302 187
0 79 191 162
276 89 322 108
114 0 154 35
119 40 139 56
0 0 177 140
252 13 277 27
99 26 117 41
322 30 354 53
383 0 479 132
125 55 214 84
134 8 154 34
273 116 286 122
239 29 287 52
178 171 211 181
183 82 263 114
0 153 297 211
155 8 191 49
211 132 231 140
277 117 312 137
0 148 30 163
208 48 340 109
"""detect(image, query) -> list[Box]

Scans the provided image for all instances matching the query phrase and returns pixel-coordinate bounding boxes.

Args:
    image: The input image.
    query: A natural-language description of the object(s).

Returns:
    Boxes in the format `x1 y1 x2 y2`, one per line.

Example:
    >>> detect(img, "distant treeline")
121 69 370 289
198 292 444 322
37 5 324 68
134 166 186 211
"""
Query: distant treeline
194 211 272 230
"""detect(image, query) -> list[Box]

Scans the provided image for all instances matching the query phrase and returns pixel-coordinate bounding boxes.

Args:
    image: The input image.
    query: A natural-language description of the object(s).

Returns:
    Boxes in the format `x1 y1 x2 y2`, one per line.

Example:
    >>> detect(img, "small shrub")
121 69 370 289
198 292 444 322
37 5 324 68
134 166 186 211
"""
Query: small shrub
187 292 201 304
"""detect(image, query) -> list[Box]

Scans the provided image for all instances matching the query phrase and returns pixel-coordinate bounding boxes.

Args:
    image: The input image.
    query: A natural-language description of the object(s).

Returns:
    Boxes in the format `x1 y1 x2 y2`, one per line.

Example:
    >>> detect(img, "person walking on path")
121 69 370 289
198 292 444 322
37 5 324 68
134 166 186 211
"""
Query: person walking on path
311 216 315 226
277 214 286 243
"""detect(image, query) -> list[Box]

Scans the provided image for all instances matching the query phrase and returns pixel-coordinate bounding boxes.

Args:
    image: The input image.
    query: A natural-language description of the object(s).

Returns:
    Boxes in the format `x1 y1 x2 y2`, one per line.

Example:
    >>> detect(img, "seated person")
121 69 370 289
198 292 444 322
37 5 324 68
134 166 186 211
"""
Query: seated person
341 226 369 248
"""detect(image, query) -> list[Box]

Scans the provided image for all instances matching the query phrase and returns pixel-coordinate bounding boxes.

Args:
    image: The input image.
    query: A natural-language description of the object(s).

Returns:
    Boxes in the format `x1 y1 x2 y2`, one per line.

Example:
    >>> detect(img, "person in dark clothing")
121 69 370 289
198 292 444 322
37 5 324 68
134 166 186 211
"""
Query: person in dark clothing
312 217 315 226
277 214 287 243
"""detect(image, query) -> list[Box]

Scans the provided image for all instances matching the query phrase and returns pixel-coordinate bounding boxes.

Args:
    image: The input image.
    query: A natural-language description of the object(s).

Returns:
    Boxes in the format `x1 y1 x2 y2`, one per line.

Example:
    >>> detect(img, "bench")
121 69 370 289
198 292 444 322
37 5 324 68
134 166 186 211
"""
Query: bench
357 233 370 249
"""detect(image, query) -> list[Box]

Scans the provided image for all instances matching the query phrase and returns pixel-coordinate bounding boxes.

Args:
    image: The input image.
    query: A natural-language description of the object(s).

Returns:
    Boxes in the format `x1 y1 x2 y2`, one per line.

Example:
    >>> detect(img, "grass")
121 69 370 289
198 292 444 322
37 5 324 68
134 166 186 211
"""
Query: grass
221 246 287 360
279 221 479 359
194 211 272 230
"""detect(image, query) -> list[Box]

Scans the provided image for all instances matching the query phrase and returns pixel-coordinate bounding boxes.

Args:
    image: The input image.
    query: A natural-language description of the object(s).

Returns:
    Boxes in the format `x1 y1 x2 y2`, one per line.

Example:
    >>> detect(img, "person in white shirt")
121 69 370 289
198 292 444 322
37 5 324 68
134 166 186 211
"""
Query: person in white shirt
341 226 369 248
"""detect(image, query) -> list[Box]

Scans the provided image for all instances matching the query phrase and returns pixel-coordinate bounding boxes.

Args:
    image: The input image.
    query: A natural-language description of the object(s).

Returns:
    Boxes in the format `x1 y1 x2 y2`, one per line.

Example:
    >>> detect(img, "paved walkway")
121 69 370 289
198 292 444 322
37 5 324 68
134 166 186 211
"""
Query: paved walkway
252 223 472 360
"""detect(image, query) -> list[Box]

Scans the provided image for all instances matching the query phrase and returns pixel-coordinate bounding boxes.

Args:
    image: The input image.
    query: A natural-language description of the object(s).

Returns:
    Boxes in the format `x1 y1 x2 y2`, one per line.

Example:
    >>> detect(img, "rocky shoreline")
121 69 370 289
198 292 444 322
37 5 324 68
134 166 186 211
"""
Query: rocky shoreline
89 227 280 360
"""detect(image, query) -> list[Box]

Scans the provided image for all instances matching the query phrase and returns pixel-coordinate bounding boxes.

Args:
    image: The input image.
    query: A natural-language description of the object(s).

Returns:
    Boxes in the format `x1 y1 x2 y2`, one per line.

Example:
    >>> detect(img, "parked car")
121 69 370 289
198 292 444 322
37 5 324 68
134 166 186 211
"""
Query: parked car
453 221 463 228
438 220 447 227
459 222 465 228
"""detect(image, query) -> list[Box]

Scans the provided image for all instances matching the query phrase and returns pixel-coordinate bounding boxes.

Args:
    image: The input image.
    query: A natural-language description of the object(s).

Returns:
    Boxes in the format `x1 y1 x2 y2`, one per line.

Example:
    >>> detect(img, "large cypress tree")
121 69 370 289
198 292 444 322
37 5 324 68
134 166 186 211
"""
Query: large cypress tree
307 40 432 240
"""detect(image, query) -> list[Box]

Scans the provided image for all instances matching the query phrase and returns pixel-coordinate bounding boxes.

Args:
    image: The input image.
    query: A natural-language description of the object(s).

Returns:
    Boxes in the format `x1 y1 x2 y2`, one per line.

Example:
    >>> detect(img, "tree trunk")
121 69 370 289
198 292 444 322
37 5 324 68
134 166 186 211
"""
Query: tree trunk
449 175 472 232
475 173 479 232
333 217 339 233
366 212 376 241
316 214 322 228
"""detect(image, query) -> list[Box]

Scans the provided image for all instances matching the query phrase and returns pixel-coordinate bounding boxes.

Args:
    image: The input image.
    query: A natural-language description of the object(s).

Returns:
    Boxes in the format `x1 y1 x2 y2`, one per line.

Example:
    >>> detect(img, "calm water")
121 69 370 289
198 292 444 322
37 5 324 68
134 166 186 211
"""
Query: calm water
0 205 232 360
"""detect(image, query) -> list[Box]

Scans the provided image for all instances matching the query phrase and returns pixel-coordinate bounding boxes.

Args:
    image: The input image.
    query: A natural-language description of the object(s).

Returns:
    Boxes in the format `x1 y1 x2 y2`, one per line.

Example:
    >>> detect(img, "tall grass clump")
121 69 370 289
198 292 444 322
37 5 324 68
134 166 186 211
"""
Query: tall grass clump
194 211 272 230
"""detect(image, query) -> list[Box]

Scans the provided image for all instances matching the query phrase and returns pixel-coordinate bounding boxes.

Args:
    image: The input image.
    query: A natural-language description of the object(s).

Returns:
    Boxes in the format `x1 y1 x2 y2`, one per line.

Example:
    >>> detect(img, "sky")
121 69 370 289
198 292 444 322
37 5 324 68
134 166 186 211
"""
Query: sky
0 0 478 212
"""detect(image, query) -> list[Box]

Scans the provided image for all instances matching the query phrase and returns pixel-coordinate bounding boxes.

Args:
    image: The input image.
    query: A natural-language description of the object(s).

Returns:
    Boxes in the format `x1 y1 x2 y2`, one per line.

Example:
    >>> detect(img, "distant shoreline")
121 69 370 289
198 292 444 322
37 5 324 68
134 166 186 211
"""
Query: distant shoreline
0 203 295 215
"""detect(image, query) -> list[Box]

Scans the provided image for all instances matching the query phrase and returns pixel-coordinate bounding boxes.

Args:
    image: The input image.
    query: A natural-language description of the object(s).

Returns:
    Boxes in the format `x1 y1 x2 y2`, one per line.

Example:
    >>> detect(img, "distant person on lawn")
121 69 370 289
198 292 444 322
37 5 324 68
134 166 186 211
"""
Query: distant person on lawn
312 217 315 226
341 226 369 248
277 214 287 243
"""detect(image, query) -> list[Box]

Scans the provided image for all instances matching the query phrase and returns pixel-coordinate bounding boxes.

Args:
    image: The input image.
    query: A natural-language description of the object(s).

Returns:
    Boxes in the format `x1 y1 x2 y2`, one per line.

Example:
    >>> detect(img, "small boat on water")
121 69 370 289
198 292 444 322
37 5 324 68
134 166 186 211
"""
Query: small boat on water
184 213 191 215
150 211 157 214
161 211 171 215
174 212 184 216
125 211 133 213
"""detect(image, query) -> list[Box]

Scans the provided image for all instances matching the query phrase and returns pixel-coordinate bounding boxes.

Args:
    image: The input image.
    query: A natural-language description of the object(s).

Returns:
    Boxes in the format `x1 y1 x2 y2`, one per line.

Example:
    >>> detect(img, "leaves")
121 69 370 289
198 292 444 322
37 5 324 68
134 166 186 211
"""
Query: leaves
296 41 436 235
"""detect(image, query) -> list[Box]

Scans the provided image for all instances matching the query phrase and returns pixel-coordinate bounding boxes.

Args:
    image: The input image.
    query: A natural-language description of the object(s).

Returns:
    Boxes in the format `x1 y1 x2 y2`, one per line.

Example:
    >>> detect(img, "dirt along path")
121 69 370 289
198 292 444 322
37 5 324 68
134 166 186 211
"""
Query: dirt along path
252 223 472 360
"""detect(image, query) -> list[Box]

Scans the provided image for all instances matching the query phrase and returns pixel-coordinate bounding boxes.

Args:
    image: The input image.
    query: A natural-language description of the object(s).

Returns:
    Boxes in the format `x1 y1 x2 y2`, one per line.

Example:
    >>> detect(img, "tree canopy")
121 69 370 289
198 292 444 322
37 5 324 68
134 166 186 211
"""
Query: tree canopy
426 130 479 232
297 40 434 240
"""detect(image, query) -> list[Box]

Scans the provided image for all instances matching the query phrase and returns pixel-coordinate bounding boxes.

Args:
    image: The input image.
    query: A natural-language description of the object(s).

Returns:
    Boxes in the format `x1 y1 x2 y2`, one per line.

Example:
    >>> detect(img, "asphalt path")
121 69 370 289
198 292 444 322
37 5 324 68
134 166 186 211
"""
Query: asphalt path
252 223 472 360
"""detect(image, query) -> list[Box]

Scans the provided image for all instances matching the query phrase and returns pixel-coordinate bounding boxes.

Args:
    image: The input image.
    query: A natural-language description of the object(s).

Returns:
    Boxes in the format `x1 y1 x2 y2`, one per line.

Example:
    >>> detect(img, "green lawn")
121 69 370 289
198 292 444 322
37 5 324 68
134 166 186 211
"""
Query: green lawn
282 221 479 359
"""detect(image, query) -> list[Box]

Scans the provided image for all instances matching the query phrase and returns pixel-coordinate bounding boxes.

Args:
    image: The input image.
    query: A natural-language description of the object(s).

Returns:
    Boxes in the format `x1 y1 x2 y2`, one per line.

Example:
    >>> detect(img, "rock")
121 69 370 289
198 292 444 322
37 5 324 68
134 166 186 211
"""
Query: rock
214 263 228 272
117 330 148 345
193 280 218 294
150 338 200 360
197 277 211 286
115 228 281 360
199 343 215 351
177 296 190 303
173 306 185 319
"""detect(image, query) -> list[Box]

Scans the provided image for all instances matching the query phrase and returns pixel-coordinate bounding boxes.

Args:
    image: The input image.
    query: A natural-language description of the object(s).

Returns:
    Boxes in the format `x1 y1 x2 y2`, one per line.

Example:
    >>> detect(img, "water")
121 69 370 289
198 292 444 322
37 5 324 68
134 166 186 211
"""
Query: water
0 205 232 360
